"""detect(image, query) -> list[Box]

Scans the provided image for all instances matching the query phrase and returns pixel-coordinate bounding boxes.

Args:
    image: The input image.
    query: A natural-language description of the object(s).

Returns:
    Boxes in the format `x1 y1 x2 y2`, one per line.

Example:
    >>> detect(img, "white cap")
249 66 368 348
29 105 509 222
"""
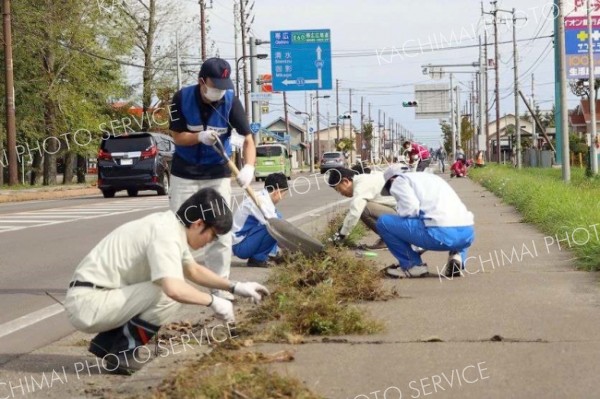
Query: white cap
383 164 409 182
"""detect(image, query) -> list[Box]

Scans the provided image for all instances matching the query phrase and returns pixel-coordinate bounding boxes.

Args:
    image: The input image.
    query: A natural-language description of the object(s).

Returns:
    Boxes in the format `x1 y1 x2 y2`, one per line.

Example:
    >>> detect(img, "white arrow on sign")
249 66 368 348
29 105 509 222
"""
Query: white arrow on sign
281 45 325 88
282 78 320 86
316 46 323 88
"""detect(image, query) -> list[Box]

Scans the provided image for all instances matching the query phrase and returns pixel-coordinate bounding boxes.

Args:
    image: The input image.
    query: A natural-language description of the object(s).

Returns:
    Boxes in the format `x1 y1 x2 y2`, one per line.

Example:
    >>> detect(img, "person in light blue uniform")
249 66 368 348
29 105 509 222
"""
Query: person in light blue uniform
376 165 475 279
232 173 289 267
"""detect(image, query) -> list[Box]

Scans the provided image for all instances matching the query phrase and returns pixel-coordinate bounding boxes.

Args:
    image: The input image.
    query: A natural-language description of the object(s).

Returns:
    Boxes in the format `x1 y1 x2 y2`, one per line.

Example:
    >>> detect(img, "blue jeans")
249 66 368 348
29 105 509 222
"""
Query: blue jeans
232 224 278 262
376 215 475 269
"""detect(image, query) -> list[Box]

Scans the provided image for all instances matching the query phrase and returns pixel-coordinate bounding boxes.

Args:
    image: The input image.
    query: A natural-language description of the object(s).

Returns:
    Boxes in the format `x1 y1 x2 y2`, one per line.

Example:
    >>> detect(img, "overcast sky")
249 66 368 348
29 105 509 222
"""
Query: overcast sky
174 0 573 148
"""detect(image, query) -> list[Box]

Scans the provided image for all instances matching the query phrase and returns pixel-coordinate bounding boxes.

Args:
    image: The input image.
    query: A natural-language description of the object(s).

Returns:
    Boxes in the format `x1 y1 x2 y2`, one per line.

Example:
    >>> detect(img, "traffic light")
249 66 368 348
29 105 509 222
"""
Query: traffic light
402 101 418 107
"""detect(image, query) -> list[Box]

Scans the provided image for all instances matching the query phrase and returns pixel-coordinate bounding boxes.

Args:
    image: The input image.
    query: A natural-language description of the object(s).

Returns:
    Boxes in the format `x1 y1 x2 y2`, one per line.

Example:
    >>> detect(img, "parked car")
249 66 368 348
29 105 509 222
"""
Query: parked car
254 144 292 181
319 151 348 174
97 132 174 198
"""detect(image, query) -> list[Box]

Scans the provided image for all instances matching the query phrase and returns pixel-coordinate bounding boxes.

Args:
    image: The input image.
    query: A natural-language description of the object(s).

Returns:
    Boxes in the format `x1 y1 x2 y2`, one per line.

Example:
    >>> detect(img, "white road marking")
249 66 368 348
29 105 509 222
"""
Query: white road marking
0 304 65 340
0 197 169 234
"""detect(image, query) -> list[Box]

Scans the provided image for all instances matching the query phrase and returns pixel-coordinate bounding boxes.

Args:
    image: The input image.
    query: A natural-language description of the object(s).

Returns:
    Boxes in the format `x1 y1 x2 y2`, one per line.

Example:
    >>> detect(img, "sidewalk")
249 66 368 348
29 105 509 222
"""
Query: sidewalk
258 175 600 398
1 174 599 398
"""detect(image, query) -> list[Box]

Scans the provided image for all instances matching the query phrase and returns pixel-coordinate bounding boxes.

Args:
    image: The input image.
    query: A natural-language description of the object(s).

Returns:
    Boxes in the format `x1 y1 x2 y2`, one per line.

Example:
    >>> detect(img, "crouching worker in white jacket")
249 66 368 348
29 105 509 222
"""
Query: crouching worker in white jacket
64 188 269 375
376 166 475 279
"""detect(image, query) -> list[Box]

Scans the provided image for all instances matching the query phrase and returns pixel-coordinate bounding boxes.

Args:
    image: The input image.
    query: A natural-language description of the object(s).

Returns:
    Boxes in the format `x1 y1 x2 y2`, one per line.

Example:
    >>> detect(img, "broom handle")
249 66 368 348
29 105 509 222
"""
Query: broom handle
212 137 267 219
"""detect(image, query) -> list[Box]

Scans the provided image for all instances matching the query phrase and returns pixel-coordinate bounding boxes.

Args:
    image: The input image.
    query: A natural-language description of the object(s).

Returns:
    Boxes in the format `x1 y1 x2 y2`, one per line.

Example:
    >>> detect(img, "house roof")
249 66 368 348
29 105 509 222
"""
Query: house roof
263 117 305 133
570 99 600 126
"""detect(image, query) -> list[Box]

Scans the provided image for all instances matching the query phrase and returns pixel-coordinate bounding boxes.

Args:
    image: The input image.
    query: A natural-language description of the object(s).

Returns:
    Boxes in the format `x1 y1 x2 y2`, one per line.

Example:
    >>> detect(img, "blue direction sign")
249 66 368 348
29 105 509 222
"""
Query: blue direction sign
250 122 261 134
270 29 332 92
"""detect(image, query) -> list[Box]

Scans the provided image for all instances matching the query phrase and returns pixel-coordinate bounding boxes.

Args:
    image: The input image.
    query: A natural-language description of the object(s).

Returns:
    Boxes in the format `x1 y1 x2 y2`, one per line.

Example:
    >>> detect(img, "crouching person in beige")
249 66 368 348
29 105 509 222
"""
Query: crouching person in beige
64 188 268 375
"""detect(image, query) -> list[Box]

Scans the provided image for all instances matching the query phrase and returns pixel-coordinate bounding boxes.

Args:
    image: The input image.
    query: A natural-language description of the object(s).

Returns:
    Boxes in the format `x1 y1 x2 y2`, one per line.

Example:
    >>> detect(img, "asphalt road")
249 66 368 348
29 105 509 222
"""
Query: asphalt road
0 174 342 363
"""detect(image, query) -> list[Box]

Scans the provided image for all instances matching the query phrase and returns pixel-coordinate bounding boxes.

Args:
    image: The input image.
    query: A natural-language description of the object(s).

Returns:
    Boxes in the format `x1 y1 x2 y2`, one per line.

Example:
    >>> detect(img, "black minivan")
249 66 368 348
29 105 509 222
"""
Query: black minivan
97 132 174 198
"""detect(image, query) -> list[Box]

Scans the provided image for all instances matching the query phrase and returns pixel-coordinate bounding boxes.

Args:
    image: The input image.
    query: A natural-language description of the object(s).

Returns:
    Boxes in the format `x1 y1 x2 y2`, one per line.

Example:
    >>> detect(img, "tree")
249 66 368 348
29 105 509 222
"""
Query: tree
362 122 373 161
2 1 131 185
116 0 197 129
459 116 474 151
440 121 452 154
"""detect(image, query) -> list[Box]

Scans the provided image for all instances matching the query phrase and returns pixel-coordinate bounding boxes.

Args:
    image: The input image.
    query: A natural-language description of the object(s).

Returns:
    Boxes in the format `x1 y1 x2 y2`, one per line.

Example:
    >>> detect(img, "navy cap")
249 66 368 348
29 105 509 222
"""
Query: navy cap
199 58 234 90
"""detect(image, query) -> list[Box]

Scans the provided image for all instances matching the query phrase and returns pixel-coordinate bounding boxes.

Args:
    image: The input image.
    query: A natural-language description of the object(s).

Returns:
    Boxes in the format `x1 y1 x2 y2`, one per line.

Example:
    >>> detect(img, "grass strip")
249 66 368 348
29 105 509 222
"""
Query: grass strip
470 165 600 271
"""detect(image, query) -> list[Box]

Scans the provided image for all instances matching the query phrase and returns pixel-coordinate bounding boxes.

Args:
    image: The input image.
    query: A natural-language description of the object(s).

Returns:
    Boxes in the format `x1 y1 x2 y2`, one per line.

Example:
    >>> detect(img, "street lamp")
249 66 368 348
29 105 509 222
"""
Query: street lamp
295 111 314 173
235 53 268 98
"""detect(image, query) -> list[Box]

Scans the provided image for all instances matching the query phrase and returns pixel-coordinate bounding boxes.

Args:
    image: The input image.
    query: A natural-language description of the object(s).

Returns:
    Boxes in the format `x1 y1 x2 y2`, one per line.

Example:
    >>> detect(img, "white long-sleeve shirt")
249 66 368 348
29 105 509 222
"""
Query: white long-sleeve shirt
389 173 474 227
340 172 397 236
232 189 279 245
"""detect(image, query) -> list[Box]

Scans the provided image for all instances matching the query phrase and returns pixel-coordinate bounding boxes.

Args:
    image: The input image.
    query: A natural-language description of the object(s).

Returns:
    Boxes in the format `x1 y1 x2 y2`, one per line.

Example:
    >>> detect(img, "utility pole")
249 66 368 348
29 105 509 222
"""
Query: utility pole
3 0 17 185
557 0 570 181
233 2 239 93
484 1 501 163
360 96 364 161
348 88 352 159
450 73 456 160
493 2 501 163
456 84 461 148
249 36 258 123
506 7 526 169
478 35 485 156
316 90 321 160
378 109 382 161
239 0 249 116
336 79 340 140
283 91 291 156
176 31 182 90
199 0 207 61
485 31 490 160
588 0 598 174
531 74 536 148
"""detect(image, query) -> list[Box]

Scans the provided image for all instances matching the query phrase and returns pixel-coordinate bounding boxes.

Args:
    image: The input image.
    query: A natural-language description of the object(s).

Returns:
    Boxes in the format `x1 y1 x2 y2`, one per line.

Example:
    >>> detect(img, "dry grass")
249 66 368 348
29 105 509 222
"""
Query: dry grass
149 346 323 399
241 247 395 341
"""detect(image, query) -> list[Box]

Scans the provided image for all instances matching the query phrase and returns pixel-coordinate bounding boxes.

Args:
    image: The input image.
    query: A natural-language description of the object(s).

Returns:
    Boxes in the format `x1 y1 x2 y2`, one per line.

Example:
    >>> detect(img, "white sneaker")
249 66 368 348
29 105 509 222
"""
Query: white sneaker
404 265 429 278
212 289 235 301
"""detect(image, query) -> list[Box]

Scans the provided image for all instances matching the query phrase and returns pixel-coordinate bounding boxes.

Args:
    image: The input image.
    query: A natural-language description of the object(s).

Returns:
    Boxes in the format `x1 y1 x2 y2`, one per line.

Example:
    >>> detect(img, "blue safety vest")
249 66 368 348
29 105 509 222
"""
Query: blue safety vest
175 85 234 165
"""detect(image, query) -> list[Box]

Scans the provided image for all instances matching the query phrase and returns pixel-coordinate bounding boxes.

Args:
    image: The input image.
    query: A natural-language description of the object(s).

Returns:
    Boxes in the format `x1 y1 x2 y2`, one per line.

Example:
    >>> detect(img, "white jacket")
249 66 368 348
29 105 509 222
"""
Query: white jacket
389 173 474 227
340 172 396 236
232 189 278 245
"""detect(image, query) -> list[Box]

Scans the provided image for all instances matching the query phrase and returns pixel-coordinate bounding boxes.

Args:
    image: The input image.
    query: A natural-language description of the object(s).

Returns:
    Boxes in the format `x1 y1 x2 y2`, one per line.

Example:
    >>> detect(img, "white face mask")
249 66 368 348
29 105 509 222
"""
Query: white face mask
203 84 226 102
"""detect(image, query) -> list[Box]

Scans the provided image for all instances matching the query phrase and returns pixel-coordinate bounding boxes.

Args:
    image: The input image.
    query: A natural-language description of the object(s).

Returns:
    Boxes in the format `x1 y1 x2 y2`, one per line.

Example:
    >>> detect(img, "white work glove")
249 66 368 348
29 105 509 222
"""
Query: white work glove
208 294 235 323
328 230 346 246
236 164 255 188
232 281 270 303
197 130 219 146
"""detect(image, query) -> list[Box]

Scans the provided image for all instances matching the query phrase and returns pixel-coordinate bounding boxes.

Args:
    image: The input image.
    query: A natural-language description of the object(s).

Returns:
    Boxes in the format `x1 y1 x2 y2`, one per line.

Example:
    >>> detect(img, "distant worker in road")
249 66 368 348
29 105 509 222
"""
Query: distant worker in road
327 167 397 250
232 173 289 267
64 188 269 375
168 57 256 301
436 147 447 173
377 165 475 278
402 140 431 172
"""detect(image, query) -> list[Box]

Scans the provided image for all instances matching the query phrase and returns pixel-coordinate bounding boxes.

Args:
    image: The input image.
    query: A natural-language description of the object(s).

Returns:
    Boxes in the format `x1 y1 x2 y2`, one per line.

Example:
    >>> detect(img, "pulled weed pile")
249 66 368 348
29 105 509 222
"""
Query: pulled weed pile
243 247 395 340
151 346 322 399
